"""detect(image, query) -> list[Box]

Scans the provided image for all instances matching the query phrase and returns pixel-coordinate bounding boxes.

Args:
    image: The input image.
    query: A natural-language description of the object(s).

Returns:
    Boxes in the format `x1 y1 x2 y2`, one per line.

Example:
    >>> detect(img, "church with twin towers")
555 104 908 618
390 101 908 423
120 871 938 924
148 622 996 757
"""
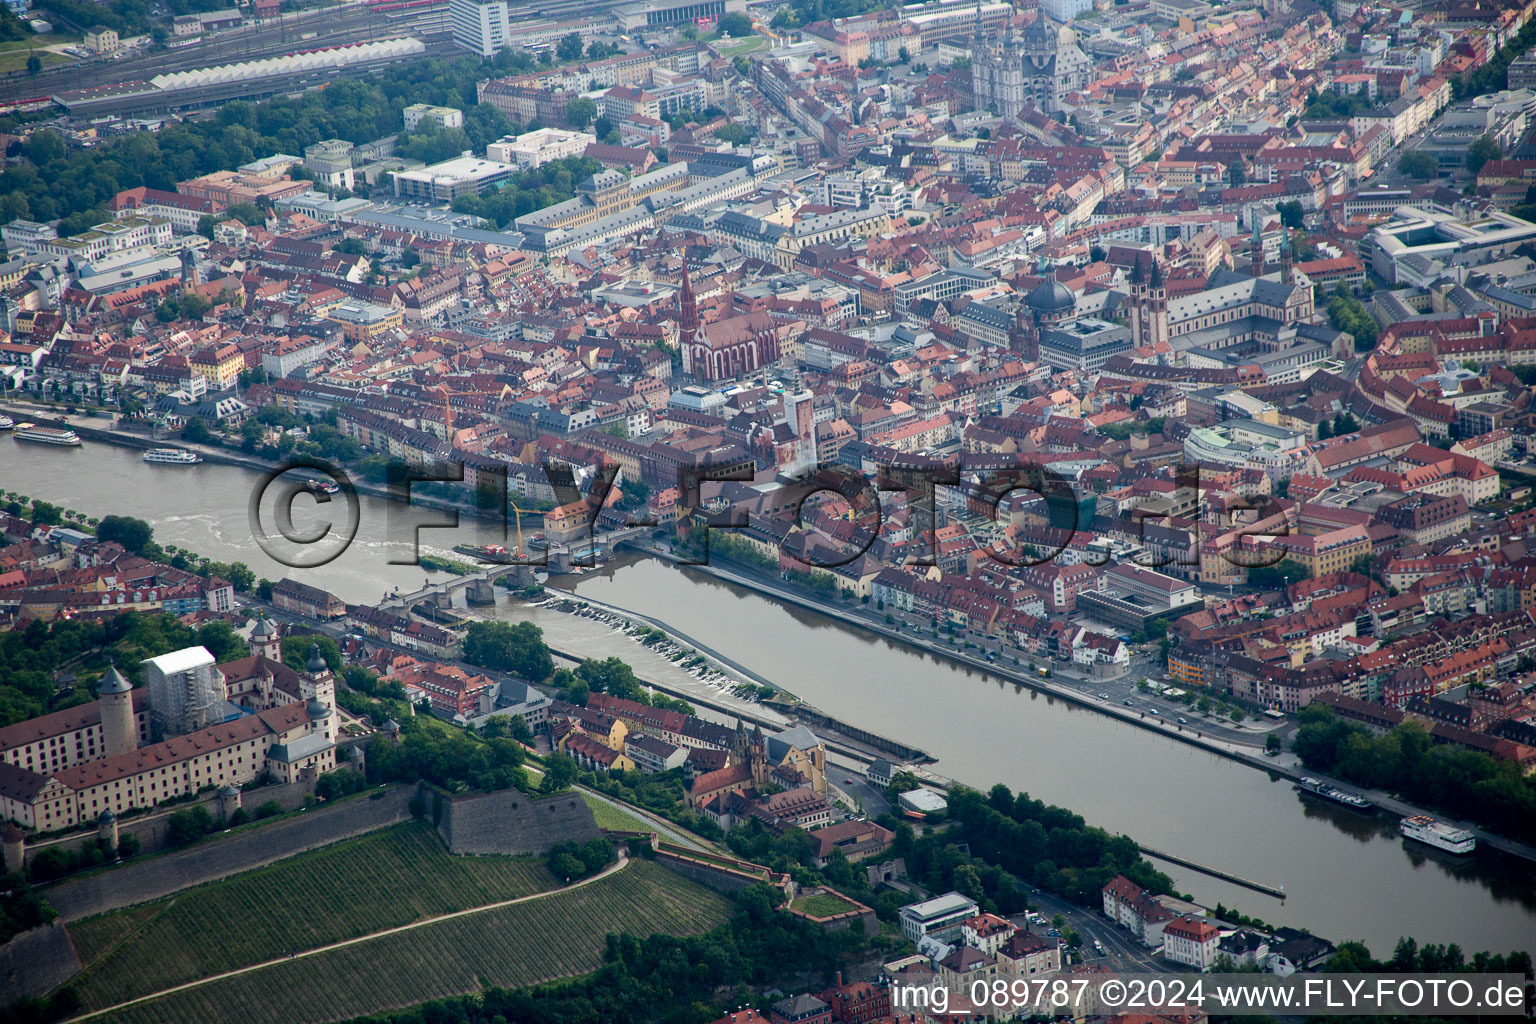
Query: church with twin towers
970 3 1093 118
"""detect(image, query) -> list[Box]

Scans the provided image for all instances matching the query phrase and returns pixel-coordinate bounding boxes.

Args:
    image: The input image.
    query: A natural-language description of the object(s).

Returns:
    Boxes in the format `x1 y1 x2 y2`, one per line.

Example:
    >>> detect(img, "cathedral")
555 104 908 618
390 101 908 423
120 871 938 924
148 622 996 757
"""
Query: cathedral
972 13 1091 118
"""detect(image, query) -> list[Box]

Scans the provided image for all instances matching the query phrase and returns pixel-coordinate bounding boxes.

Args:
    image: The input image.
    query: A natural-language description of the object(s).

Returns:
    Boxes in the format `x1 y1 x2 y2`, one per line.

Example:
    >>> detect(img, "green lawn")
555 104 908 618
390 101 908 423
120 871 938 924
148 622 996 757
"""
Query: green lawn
0 33 80 52
791 892 858 917
717 36 767 56
0 49 67 74
101 860 732 1024
67 823 559 1011
580 792 652 832
0 33 78 74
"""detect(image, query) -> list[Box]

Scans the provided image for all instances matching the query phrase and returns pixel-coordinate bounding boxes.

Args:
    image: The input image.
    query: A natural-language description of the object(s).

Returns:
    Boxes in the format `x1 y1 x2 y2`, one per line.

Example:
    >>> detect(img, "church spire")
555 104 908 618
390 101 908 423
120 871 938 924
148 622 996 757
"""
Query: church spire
972 0 990 56
678 261 699 345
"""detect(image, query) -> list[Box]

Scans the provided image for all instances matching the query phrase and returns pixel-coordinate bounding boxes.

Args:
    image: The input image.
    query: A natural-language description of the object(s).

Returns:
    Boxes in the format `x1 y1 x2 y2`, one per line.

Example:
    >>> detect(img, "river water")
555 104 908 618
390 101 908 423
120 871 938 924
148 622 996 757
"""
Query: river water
5 437 1534 954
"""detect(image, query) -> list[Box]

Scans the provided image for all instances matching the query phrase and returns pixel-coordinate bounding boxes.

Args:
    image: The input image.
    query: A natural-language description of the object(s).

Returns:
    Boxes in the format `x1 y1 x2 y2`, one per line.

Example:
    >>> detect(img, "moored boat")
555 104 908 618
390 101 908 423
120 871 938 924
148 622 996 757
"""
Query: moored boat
12 423 81 446
1296 777 1372 811
142 447 201 465
1400 814 1476 854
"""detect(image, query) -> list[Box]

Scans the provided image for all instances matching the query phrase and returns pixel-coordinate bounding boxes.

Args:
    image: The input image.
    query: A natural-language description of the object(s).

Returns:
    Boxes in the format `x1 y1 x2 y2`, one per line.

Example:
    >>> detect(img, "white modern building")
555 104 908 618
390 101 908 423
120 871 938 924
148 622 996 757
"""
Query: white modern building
1 219 57 254
1369 205 1536 284
899 892 980 943
402 103 465 132
449 0 508 56
393 154 519 202
1040 0 1094 20
486 128 595 168
1183 421 1310 482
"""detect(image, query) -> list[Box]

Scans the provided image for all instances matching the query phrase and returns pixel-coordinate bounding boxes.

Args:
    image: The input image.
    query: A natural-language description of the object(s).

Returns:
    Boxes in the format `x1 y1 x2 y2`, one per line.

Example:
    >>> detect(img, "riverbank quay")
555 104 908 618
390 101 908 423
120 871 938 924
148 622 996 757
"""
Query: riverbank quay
532 593 931 767
592 542 1536 869
0 398 544 527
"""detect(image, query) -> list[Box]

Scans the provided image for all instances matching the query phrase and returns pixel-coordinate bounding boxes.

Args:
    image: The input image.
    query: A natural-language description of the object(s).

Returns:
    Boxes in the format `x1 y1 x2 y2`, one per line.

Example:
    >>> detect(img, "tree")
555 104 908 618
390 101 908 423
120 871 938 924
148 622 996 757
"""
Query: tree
462 620 554 680
556 32 584 62
29 500 61 526
1246 559 1309 589
96 515 154 554
1278 200 1304 230
539 751 578 792
166 805 216 845
280 635 342 675
1466 134 1502 175
1398 150 1438 180
509 714 534 744
196 621 249 663
1265 733 1282 754
26 53 40 76
718 11 753 36
179 292 212 320
565 97 597 130
183 418 216 444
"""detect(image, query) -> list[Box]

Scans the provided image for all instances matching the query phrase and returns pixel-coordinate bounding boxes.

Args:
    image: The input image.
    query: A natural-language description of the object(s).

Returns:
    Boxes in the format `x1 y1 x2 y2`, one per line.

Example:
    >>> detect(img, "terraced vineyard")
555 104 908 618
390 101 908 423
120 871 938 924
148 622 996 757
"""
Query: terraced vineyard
68 823 559 1011
98 860 732 1024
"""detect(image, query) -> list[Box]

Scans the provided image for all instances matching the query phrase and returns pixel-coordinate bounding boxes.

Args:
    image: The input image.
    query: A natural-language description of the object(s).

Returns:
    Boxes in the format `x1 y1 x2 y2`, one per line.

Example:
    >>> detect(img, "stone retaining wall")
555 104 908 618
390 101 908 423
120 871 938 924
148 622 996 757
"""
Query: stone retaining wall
433 788 599 855
45 786 414 923
25 780 313 867
0 923 80 1007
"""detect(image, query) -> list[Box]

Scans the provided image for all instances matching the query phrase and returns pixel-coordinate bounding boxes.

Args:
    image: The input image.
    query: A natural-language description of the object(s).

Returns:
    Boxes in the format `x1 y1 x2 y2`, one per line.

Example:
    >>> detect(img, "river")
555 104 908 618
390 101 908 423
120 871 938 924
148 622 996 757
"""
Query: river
5 437 1535 955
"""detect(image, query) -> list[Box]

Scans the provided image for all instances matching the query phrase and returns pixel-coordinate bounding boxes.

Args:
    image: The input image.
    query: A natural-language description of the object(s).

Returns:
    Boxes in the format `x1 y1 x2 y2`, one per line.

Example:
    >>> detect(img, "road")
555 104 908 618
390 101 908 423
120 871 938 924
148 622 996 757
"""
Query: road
64 849 630 1023
574 786 714 851
1013 886 1174 974
828 764 891 819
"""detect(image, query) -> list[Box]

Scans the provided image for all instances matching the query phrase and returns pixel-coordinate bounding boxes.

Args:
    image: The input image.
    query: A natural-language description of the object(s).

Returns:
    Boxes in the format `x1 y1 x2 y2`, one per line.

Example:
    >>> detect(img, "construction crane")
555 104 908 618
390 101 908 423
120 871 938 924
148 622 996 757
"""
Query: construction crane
510 501 528 560
434 382 459 436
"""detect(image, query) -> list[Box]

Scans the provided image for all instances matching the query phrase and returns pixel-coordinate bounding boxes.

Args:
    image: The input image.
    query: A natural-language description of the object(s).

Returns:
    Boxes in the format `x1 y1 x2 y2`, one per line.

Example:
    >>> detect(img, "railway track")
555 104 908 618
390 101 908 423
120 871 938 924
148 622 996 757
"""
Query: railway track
0 10 447 102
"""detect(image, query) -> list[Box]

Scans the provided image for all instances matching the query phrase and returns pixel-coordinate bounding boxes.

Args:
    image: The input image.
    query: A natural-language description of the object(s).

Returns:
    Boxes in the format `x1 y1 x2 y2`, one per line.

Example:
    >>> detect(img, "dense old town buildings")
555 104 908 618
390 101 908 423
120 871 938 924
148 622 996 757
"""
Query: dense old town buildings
6 0 1536 896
